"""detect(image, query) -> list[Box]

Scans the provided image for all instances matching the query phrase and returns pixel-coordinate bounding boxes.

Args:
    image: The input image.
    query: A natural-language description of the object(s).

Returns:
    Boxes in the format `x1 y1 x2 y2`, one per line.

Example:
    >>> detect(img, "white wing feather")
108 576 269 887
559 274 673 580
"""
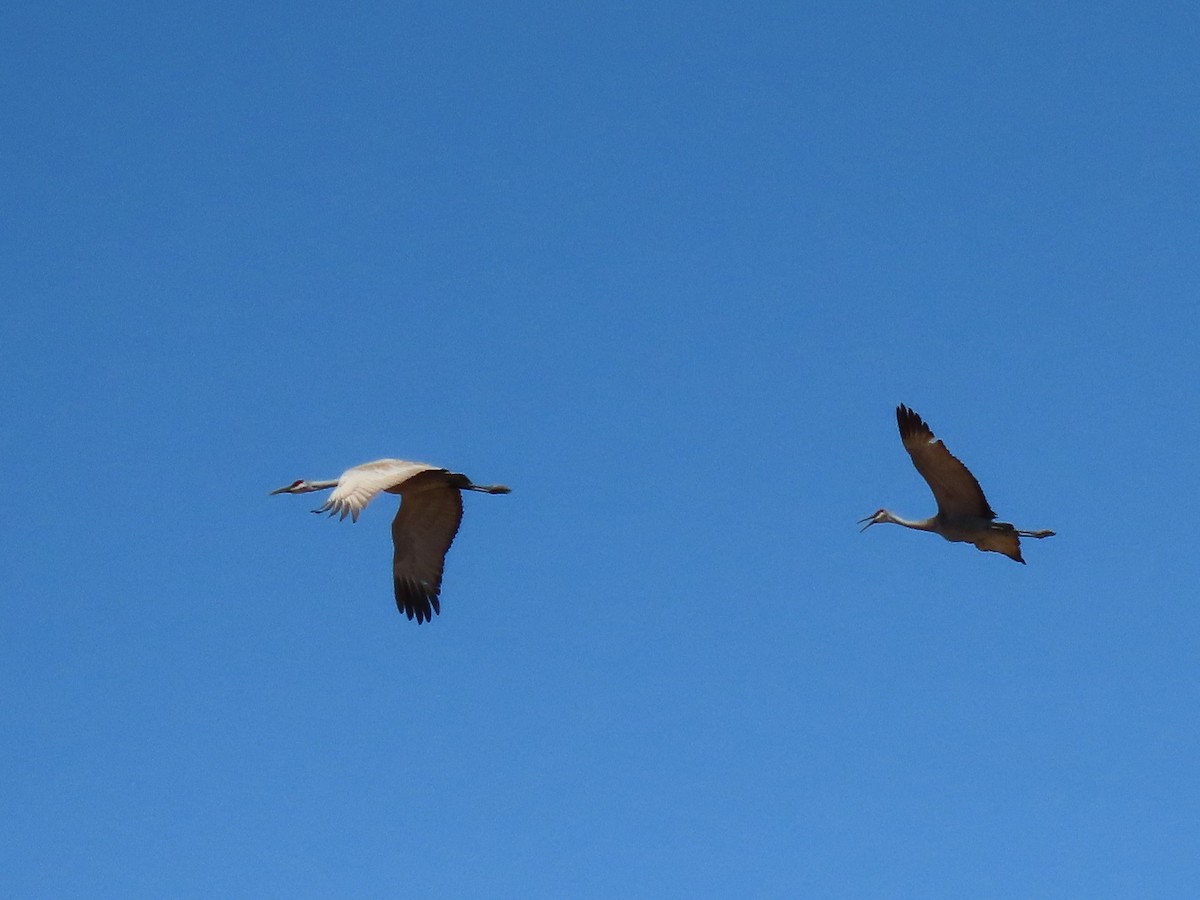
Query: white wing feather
316 459 442 522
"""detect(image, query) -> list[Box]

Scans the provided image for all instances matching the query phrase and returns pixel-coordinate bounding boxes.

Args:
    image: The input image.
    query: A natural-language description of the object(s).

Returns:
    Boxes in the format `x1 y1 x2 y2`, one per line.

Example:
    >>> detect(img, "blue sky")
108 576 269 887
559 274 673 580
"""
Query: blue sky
3 1 1199 896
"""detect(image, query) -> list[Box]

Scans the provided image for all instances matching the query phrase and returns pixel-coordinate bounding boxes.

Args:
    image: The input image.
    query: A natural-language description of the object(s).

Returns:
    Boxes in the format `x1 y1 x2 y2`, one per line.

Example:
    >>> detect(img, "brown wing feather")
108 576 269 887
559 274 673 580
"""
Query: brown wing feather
974 523 1025 563
390 472 465 623
896 405 996 520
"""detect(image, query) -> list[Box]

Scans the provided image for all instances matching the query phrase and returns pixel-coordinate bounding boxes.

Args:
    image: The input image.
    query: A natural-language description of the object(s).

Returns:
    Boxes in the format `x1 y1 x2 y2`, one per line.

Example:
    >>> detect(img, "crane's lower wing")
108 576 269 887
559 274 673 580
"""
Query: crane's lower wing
896 405 997 520
391 474 464 623
975 522 1025 563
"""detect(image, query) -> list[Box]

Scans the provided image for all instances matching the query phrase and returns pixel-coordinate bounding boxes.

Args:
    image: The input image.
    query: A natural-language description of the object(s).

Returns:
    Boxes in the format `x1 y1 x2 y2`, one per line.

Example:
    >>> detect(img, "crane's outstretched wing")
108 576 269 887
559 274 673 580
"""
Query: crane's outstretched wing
896 405 996 520
391 471 465 623
315 459 441 522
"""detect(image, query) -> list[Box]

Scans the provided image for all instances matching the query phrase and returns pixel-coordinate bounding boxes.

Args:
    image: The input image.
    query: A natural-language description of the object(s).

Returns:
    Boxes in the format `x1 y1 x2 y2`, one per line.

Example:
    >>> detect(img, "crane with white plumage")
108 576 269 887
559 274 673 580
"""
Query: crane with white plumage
271 459 510 622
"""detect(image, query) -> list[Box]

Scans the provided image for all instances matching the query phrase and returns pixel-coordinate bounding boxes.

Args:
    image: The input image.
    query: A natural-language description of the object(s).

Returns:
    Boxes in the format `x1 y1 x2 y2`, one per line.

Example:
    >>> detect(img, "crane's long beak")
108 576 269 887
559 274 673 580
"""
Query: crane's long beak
269 483 297 495
857 515 877 532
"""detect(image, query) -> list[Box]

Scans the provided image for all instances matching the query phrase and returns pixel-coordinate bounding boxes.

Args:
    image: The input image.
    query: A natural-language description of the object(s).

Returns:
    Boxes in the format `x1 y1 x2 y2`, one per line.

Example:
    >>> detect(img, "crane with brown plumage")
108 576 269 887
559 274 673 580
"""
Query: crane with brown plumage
271 459 510 622
859 405 1055 563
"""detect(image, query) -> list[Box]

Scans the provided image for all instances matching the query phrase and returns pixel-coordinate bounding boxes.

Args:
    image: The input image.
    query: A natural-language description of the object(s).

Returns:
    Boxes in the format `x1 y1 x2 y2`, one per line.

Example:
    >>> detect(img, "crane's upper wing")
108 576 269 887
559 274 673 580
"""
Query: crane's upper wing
896 405 996 520
315 459 440 522
391 471 465 623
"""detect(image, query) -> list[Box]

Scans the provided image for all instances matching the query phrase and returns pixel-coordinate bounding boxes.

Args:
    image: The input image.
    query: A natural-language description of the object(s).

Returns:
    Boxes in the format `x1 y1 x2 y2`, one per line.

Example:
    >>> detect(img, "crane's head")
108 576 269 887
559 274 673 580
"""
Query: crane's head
857 509 893 531
270 479 316 495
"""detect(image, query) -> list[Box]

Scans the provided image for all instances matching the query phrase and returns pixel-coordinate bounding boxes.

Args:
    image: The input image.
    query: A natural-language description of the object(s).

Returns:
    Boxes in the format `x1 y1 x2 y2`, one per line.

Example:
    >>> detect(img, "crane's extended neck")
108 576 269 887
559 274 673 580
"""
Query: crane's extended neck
858 509 937 532
305 479 340 492
269 478 339 495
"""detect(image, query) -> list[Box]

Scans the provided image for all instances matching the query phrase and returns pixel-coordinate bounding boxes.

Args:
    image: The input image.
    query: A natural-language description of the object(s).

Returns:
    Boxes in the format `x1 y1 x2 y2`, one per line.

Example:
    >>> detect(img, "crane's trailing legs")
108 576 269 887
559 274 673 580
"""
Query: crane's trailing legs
461 483 513 494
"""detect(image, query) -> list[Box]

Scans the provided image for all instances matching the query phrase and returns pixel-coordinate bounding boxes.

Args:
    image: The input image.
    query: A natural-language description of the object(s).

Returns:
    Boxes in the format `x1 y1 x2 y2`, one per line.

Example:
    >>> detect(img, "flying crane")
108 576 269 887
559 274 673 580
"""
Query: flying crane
271 459 510 622
859 405 1054 563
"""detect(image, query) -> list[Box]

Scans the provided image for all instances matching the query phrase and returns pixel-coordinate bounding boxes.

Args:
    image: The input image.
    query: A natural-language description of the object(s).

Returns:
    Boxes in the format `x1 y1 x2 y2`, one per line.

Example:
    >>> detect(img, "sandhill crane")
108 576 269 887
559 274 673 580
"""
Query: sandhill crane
859 405 1055 563
271 459 511 622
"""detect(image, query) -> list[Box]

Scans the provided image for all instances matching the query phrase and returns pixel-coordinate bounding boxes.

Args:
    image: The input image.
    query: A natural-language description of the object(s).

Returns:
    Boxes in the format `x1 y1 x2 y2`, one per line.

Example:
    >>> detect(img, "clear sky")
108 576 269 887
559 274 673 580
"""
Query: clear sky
3 2 1199 896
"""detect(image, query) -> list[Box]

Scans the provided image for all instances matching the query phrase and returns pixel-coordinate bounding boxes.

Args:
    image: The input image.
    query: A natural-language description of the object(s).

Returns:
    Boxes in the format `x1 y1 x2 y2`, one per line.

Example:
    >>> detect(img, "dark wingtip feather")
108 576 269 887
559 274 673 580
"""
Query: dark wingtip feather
394 576 441 624
896 404 932 440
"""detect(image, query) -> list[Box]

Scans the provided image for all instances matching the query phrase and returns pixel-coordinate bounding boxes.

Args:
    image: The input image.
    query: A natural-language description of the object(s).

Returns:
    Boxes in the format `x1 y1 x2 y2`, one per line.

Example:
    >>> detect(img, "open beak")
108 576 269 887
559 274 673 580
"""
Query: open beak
857 515 877 532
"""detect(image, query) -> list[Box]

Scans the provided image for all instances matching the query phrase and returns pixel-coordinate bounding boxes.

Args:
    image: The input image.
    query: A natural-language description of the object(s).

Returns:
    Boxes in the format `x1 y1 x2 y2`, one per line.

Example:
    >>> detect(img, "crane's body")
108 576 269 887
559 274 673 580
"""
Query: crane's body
860 405 1054 563
271 459 510 622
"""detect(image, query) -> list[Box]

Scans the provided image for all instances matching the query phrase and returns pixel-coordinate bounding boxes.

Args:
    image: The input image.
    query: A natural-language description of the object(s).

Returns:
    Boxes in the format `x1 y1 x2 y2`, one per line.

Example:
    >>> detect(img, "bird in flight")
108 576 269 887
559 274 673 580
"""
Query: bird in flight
271 459 511 622
859 405 1055 563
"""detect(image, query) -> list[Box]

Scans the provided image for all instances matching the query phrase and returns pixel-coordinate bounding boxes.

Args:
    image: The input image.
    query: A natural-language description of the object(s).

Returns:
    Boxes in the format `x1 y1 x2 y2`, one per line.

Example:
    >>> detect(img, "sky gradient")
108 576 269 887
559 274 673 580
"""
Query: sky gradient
4 2 1199 896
